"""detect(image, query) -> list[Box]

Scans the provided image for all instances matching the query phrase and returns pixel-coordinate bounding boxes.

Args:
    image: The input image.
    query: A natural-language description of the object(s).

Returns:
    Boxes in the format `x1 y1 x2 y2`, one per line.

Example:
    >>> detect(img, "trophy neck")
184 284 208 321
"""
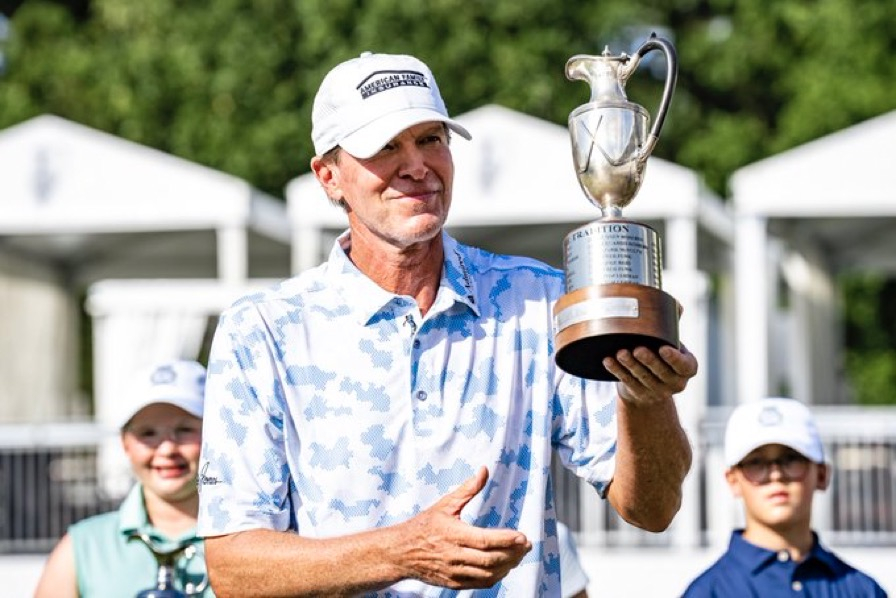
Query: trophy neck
601 205 624 219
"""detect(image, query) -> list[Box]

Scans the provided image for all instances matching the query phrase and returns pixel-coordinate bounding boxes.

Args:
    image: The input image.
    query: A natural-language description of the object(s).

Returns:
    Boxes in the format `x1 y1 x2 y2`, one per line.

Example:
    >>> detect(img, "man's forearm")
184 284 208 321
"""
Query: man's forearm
607 395 692 532
206 527 405 598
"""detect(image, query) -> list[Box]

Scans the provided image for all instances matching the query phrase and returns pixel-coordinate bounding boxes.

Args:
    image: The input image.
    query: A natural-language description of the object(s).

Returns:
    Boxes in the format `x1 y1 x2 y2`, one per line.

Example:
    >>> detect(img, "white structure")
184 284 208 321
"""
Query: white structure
0 115 291 423
731 110 896 406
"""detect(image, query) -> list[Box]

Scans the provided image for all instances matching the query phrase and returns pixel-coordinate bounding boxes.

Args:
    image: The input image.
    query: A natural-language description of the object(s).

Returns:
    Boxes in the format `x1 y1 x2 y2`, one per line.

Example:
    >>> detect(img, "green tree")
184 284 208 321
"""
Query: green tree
842 275 896 406
2 0 895 405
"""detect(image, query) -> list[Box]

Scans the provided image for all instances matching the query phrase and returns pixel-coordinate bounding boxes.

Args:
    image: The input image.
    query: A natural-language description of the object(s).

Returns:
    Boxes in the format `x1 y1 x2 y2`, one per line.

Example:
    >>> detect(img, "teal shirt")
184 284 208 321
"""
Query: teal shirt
70 483 214 597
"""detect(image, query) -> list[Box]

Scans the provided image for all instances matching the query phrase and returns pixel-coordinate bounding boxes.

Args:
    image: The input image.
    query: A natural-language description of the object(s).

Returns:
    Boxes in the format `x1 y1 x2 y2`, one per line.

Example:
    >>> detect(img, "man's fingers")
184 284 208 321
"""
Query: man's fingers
659 343 698 378
439 466 489 517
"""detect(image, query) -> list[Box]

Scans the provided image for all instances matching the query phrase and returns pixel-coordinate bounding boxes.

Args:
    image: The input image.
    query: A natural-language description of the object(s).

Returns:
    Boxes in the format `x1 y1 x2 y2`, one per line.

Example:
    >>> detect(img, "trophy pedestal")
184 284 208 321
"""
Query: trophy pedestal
554 283 679 381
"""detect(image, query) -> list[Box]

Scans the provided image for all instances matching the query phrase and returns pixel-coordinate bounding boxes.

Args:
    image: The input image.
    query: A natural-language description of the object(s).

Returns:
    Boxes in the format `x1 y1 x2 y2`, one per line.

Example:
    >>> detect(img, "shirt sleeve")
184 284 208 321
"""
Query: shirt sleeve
197 302 293 537
551 371 618 498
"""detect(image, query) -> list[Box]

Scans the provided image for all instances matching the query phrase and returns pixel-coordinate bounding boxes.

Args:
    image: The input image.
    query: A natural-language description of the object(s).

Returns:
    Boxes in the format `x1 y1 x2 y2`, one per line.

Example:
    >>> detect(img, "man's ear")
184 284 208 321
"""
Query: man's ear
816 463 831 491
310 155 342 203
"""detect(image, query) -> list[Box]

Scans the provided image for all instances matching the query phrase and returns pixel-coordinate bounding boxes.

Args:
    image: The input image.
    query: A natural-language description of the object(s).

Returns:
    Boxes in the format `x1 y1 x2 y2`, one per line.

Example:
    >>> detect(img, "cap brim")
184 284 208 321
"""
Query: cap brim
339 108 471 159
120 398 204 429
725 435 824 467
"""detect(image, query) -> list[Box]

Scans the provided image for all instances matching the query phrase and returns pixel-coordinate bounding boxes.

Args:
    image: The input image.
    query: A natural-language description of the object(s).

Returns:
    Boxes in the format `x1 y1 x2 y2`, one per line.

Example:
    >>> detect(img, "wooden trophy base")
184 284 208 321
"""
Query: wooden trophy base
553 283 679 381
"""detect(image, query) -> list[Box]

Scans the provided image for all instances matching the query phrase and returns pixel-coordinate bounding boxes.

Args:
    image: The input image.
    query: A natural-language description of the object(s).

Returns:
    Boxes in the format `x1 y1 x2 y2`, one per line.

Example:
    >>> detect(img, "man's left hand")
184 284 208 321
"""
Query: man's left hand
603 344 698 407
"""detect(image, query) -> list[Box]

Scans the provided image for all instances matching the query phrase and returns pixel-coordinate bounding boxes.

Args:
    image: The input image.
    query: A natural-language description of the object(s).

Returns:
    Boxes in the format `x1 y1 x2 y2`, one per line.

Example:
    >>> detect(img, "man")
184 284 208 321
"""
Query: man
683 397 886 596
197 51 696 597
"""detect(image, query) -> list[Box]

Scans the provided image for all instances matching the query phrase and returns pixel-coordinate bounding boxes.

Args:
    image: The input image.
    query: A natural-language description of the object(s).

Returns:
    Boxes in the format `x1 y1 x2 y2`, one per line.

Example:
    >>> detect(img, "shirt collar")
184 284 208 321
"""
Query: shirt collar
118 482 150 535
117 482 199 547
439 233 481 316
727 529 841 576
326 230 481 326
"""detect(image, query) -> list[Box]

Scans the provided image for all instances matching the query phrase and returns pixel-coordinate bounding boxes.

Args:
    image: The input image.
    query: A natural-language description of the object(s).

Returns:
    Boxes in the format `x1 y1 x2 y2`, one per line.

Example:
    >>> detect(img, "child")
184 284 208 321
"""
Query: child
683 397 886 596
35 360 214 597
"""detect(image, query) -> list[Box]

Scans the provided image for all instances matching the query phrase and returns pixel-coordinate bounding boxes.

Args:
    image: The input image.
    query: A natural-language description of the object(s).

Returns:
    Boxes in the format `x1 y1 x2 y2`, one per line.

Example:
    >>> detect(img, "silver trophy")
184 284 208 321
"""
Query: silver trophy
129 532 209 598
553 34 680 381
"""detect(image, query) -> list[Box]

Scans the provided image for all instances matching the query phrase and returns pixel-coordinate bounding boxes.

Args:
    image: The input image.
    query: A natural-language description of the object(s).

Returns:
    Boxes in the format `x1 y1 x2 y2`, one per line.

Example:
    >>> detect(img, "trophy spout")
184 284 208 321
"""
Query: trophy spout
566 49 630 105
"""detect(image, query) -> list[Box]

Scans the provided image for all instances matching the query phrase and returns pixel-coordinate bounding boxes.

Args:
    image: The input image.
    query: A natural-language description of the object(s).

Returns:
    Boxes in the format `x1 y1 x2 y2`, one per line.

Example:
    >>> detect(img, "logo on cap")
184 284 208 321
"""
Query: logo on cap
757 405 783 427
358 70 429 99
150 365 176 386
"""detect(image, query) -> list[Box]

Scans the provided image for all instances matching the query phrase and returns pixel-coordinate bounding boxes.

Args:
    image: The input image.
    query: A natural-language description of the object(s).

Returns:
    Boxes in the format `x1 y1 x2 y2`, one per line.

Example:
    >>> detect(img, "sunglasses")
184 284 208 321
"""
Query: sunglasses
736 452 811 484
125 423 201 448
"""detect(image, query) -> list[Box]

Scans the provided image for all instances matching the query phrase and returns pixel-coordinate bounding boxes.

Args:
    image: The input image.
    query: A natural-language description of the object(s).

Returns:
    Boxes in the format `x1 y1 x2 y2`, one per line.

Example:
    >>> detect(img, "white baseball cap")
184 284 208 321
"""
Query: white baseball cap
724 397 825 467
120 360 207 429
311 52 471 159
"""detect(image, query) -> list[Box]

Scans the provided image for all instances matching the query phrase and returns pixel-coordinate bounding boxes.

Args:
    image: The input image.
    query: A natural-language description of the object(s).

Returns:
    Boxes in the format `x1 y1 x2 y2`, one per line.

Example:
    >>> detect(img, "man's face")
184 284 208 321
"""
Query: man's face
313 122 454 250
726 443 828 533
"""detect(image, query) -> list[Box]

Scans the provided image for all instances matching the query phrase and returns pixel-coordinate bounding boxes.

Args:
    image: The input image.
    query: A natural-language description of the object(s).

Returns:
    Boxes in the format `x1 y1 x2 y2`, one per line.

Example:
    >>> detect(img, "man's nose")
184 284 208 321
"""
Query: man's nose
397 145 428 179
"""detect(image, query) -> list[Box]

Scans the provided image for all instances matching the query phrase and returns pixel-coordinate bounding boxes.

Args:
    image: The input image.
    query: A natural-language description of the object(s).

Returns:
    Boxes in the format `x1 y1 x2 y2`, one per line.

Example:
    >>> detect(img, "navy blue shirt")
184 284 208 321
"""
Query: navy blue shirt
683 530 887 597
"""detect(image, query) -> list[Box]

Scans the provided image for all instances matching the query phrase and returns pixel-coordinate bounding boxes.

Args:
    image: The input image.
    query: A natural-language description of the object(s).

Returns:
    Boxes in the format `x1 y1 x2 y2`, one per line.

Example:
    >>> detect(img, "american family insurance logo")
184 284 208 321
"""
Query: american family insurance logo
358 70 428 99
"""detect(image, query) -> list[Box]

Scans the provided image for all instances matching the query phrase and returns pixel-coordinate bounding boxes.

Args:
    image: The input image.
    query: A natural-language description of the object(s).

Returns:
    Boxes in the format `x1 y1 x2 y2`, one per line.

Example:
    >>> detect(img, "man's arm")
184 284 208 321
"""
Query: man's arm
205 467 531 598
603 344 696 532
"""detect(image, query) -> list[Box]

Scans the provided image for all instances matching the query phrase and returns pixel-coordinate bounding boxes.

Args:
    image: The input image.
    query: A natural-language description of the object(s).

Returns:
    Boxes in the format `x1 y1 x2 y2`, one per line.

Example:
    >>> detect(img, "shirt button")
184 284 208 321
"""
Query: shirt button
777 550 789 562
413 339 421 349
792 581 803 592
416 390 428 401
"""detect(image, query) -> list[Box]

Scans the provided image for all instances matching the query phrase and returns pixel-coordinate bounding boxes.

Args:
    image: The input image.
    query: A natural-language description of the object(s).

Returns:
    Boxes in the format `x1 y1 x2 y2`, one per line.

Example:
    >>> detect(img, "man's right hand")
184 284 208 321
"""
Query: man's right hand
395 466 532 589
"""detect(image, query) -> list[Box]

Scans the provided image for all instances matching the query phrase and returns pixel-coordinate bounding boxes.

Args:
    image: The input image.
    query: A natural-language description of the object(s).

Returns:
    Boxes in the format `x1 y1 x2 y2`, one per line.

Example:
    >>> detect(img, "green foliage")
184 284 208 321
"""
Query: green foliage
2 0 896 404
4 0 895 197
841 275 896 405
845 350 896 406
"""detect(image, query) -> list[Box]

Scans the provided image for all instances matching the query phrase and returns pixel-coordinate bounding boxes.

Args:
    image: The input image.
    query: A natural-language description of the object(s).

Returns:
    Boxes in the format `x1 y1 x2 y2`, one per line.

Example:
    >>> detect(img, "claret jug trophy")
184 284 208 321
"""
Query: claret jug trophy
553 34 680 381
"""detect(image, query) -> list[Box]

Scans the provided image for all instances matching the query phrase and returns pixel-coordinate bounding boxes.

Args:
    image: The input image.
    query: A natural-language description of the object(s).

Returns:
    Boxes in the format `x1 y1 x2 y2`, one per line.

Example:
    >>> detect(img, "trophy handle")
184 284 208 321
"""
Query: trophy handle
620 33 678 162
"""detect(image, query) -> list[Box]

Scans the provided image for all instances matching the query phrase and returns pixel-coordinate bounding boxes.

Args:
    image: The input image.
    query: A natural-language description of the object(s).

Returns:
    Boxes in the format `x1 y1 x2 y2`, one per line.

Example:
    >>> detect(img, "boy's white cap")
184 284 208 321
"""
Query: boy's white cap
120 360 207 429
724 397 825 467
311 52 471 159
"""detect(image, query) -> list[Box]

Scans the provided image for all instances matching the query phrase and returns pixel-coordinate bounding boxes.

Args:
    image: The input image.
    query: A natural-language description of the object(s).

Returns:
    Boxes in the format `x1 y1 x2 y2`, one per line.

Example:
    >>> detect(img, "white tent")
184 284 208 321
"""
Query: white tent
731 110 896 406
0 114 290 422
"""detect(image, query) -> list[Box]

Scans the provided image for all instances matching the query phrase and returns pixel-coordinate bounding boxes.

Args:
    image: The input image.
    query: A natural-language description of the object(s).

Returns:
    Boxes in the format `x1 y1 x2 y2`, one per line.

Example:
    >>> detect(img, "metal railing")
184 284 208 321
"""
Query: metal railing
566 405 896 548
2 406 895 553
0 423 120 553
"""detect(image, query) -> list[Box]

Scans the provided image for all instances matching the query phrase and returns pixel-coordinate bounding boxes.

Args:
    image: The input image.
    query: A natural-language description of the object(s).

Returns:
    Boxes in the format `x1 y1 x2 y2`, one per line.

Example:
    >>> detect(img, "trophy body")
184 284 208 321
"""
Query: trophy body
554 35 680 381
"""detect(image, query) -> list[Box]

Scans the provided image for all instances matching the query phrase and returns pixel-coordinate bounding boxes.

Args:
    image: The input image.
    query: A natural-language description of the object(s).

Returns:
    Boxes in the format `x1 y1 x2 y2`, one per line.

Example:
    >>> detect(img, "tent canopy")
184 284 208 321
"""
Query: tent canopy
0 114 290 284
287 104 732 272
732 110 896 273
0 114 290 422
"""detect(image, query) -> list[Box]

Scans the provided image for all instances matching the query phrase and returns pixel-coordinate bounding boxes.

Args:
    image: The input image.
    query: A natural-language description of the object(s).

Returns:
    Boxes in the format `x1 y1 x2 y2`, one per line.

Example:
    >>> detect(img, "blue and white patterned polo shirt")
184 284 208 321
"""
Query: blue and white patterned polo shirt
198 231 618 597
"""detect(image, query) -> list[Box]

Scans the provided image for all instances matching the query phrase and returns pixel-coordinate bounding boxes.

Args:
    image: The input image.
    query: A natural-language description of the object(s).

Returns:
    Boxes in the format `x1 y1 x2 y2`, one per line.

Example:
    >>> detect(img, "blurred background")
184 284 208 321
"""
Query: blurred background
1 0 895 595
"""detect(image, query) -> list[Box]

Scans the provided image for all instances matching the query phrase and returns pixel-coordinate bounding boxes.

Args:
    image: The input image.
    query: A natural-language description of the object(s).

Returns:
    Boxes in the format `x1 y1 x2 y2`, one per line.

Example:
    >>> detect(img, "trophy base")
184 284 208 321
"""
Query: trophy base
553 283 679 381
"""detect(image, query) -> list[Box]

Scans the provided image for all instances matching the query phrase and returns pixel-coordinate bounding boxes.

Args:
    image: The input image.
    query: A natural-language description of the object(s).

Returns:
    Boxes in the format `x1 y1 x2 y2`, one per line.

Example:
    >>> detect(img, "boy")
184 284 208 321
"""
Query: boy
684 397 886 596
